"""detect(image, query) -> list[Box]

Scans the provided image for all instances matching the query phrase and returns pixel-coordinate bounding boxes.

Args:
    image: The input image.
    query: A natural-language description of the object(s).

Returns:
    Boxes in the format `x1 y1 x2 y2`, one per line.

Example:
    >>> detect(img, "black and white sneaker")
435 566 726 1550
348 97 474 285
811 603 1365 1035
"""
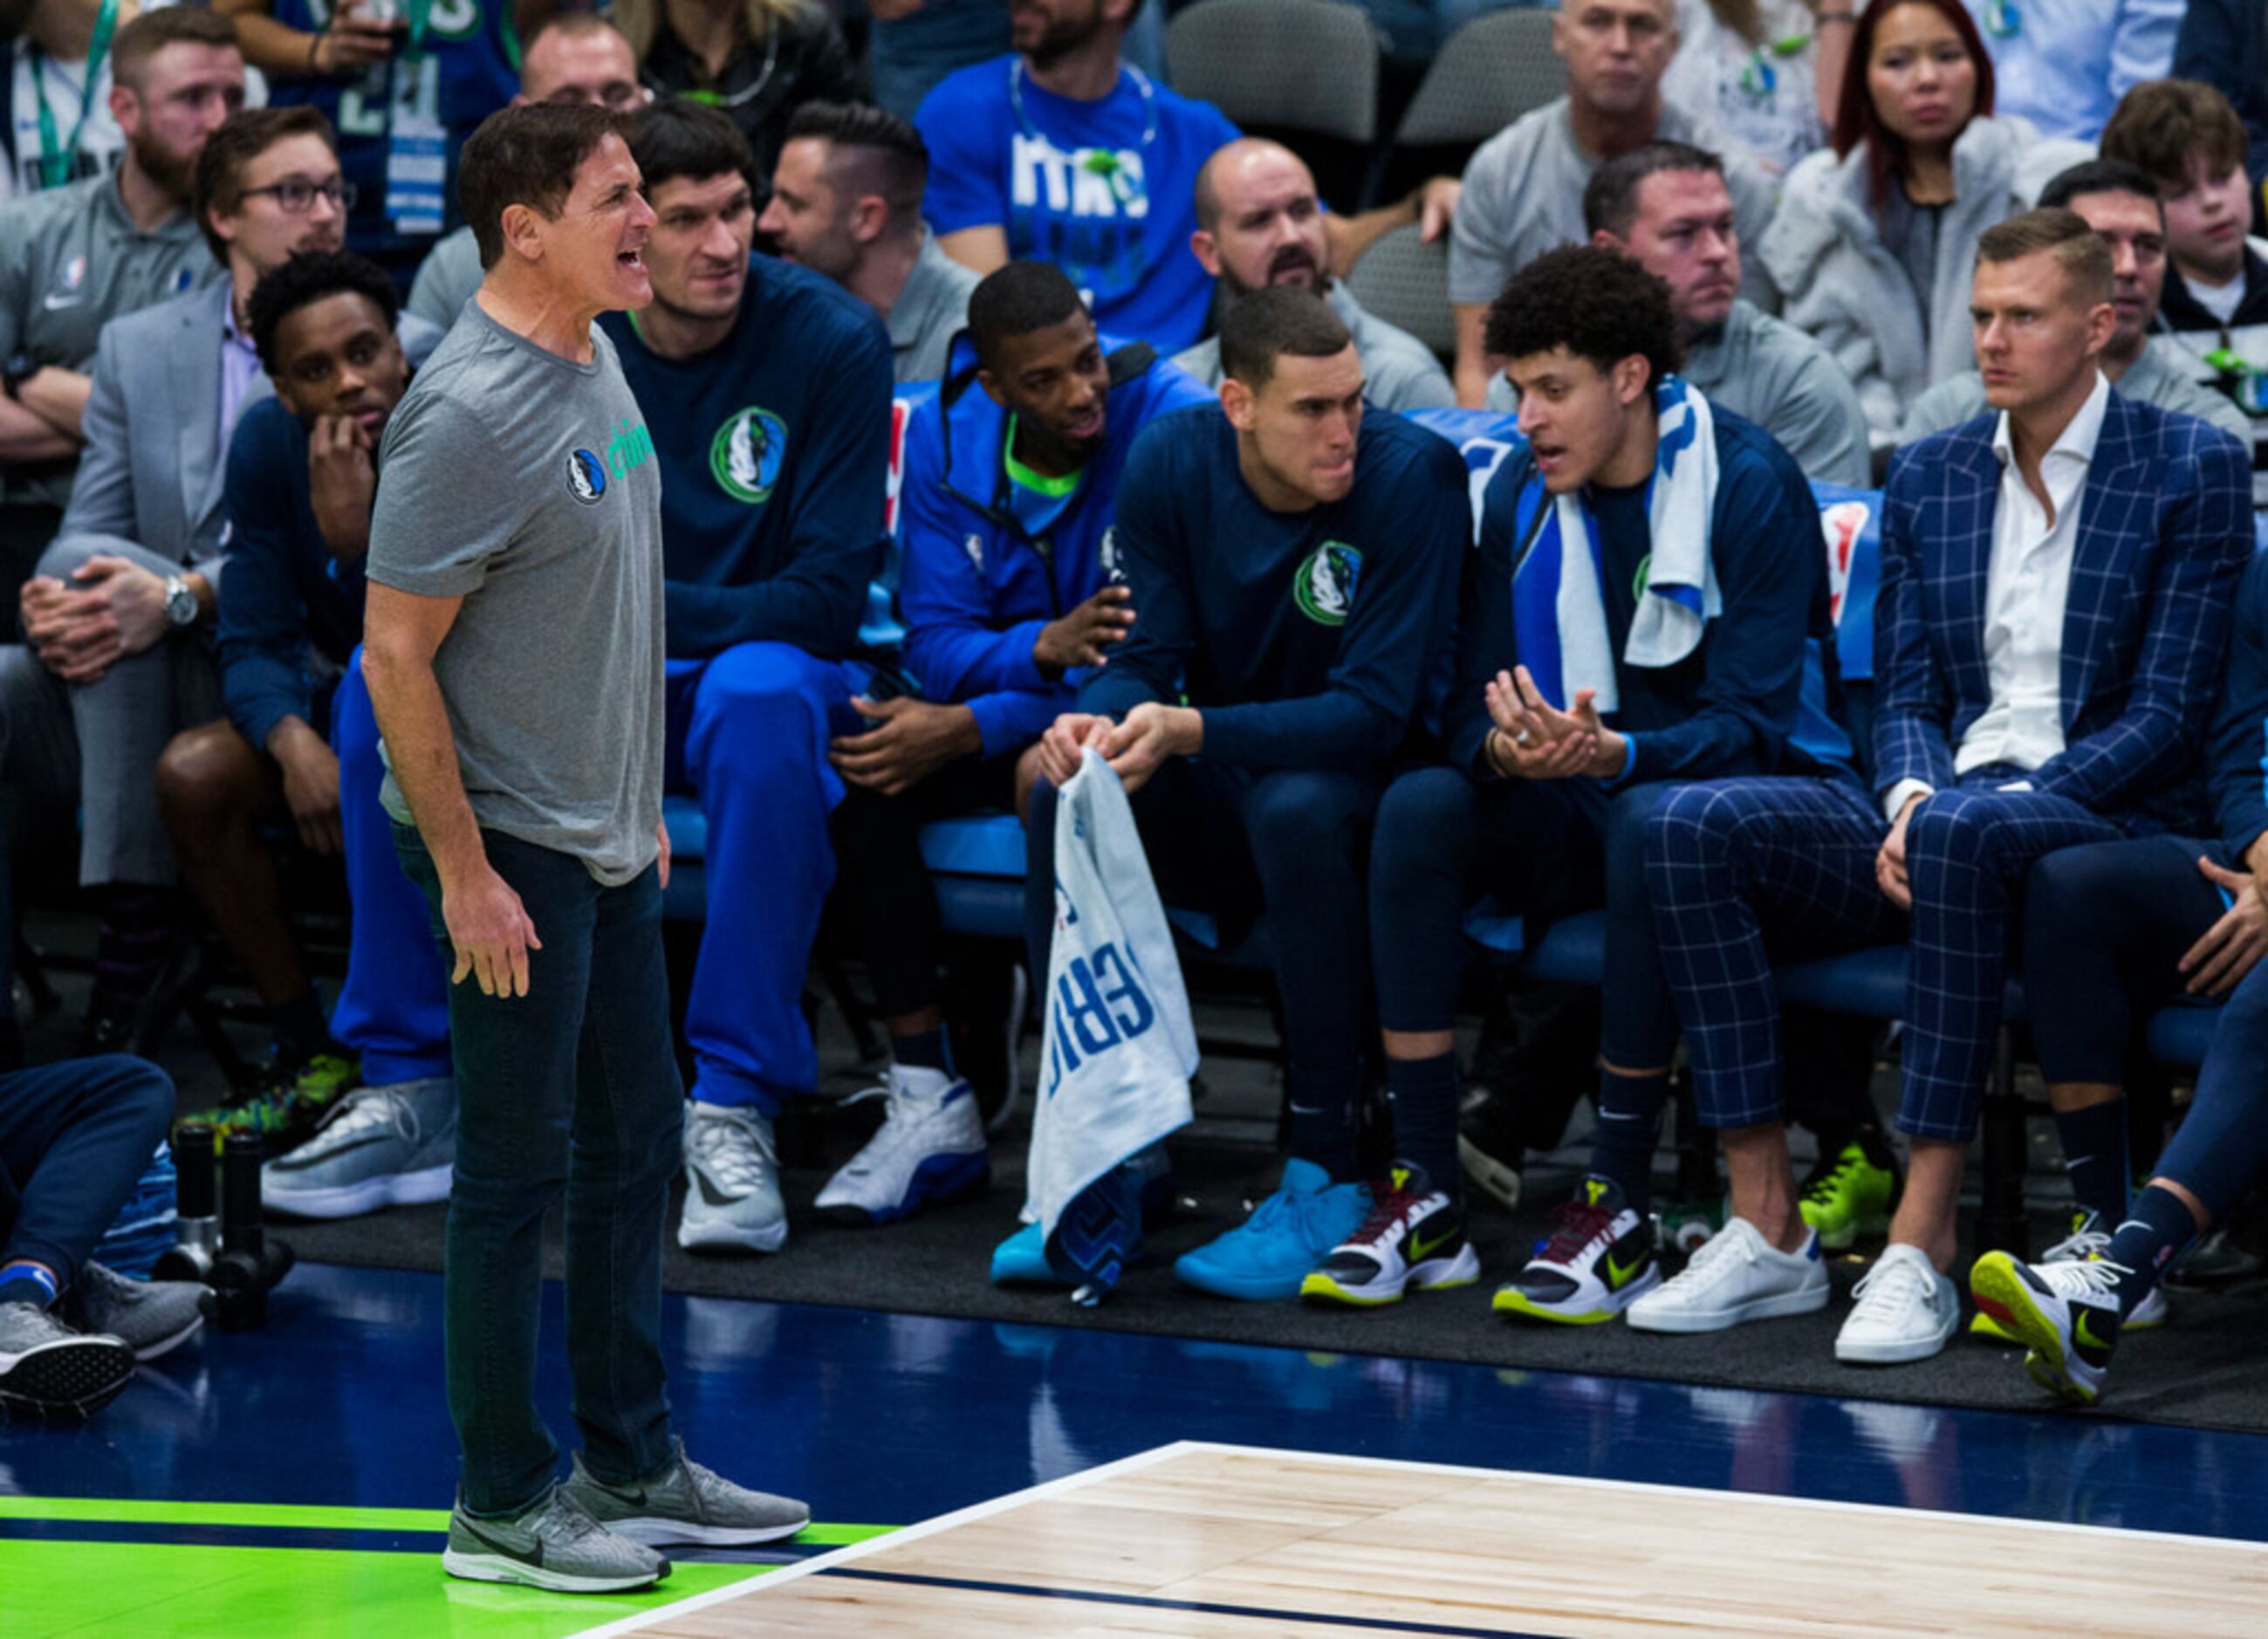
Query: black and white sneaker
1299 1162 1480 1307
1493 1174 1661 1325
0 1301 135 1420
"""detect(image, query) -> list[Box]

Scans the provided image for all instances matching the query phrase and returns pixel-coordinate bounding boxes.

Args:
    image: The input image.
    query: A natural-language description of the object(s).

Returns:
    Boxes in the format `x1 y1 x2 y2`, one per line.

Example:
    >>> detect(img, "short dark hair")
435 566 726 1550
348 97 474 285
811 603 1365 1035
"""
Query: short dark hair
460 102 628 270
626 99 754 197
113 7 238 93
1219 285 1353 392
192 106 336 266
783 101 928 220
968 262 1087 372
2039 157 2164 226
1583 141 1725 239
1976 207 2114 303
247 250 400 374
2100 79 2250 190
1485 244 1680 388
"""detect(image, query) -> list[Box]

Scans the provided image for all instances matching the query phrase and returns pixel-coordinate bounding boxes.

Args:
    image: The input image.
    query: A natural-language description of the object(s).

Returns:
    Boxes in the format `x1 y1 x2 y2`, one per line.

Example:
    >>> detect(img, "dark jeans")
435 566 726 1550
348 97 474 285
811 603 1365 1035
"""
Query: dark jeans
0 1054 174 1290
395 825 682 1515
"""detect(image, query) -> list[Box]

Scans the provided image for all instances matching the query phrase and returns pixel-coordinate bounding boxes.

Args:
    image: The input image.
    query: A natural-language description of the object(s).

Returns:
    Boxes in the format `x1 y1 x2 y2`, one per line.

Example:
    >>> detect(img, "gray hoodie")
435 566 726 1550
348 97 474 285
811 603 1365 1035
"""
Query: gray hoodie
1758 115 2088 445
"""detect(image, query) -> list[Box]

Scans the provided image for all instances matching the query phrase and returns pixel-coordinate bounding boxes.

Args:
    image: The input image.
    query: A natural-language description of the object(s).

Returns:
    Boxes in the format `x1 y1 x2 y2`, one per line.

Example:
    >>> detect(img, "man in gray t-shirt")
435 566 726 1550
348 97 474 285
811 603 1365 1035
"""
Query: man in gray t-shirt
1444 0 1774 408
362 102 805 1597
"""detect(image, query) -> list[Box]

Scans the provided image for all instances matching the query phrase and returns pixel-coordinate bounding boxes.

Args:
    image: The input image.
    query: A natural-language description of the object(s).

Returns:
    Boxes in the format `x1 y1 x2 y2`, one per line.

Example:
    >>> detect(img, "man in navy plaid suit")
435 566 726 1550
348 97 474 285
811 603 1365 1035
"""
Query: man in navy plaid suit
1622 209 2253 1365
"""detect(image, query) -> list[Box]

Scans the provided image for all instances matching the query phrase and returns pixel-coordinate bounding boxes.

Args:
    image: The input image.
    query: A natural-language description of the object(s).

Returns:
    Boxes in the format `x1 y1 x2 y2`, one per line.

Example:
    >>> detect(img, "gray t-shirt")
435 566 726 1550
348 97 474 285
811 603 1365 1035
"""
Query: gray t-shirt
1172 282 1456 412
405 223 484 332
889 229 981 383
1449 98 1778 308
367 302 666 886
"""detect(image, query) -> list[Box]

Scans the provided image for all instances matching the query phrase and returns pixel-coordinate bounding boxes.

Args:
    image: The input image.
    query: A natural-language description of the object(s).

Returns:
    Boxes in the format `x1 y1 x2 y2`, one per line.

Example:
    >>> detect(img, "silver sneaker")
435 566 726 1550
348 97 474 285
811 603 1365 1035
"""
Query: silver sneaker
0 1300 135 1420
560 1442 810 1547
442 1483 669 1594
263 1076 456 1220
678 1102 786 1253
65 1262 213 1360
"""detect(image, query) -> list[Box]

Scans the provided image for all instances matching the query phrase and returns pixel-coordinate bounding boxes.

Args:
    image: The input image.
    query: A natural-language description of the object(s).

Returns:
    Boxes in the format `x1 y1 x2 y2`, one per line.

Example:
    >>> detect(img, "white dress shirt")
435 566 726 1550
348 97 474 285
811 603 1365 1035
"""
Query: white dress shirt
1885 372 2111 820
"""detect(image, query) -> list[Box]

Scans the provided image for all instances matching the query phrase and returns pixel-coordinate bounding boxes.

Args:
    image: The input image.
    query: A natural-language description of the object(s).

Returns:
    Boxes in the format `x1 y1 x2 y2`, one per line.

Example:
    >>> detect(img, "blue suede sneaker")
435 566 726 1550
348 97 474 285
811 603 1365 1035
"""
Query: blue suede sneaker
1174 1158 1371 1301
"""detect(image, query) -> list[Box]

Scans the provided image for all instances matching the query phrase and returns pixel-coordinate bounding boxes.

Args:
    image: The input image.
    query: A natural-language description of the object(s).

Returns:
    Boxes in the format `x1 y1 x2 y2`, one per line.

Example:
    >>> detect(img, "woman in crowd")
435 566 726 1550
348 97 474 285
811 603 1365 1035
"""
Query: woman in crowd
1664 0 1827 178
1758 0 2086 441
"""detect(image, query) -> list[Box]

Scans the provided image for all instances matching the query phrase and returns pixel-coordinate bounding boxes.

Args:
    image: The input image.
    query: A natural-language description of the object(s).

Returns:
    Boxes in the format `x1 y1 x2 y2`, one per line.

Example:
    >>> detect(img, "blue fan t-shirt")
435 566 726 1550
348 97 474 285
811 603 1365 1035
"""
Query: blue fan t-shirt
915 55 1238 352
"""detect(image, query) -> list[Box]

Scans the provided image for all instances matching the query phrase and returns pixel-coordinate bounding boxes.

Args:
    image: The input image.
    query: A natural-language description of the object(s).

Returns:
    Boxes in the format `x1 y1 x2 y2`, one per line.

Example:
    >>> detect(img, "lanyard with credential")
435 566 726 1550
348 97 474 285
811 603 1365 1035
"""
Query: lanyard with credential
385 0 447 235
29 0 120 190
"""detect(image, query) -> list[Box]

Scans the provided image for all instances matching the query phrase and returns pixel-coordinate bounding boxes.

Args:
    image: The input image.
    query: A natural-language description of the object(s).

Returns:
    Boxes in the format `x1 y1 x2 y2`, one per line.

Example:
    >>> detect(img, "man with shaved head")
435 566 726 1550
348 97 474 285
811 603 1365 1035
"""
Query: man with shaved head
1174 139 1454 412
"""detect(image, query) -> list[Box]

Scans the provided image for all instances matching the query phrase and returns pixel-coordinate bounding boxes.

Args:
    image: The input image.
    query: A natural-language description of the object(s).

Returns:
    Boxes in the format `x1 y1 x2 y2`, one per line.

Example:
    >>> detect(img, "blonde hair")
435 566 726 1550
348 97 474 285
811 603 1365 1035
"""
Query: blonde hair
607 0 812 62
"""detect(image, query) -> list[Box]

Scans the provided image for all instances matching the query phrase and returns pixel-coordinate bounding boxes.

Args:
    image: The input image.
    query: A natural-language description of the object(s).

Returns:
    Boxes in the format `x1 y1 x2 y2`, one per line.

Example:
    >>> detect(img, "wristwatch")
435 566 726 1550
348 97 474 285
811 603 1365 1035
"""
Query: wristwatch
163 573 200 629
1 353 34 401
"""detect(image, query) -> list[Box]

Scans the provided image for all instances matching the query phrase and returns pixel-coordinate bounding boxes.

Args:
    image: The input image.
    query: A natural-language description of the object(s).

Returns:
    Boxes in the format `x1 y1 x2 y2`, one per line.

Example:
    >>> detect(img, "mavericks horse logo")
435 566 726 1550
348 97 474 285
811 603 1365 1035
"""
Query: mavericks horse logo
567 449 607 504
1293 541 1362 627
710 406 789 504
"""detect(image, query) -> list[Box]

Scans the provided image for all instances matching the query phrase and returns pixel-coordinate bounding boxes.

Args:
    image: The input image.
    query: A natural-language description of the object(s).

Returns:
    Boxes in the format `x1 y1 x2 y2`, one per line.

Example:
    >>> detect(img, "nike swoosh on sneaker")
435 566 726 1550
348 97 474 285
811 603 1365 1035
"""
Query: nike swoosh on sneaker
459 1516 541 1567
693 1174 750 1208
2074 1310 2113 1354
1408 1224 1456 1262
276 1131 398 1168
1605 1251 1646 1289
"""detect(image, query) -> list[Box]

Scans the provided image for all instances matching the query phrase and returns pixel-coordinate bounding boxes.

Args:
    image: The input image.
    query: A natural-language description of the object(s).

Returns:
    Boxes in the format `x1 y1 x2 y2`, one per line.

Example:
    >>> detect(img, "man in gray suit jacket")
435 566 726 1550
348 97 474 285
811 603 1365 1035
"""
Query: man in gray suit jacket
0 106 353 1050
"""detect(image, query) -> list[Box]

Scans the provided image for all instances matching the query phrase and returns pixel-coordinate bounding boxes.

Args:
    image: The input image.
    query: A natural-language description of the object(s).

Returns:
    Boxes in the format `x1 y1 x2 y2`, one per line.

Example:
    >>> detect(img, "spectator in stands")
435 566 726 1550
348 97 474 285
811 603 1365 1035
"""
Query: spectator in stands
2172 0 2268 229
1351 247 1852 1318
0 106 347 1059
1025 287 1465 1301
154 250 456 1214
1902 159 2251 443
1760 0 2086 445
0 8 243 627
831 263 1209 1245
3 0 146 200
1448 0 1775 408
866 0 1009 121
1173 139 1455 413
0 1053 210 1420
1662 0 1827 178
218 0 517 281
406 15 650 332
1578 141 1869 483
1970 554 2268 1406
915 0 1239 352
2100 79 2268 510
758 101 977 384
612 0 854 209
1957 0 2179 144
583 104 894 1257
1634 210 2251 1364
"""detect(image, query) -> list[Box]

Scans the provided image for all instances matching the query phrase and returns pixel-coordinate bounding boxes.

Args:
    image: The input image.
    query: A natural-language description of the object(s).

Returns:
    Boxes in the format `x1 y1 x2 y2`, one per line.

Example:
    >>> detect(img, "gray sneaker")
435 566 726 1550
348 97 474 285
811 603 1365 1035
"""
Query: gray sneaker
263 1077 456 1219
65 1262 213 1360
442 1483 670 1594
677 1101 786 1253
0 1300 135 1420
561 1442 811 1547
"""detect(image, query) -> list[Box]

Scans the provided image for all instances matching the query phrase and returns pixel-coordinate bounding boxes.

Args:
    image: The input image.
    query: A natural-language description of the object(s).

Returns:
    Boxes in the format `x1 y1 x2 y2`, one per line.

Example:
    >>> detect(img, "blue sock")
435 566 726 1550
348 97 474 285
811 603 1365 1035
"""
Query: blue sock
1590 1068 1668 1216
1385 1053 1462 1197
893 1025 954 1076
2107 1184 2199 1317
0 1259 58 1309
2052 1097 2130 1226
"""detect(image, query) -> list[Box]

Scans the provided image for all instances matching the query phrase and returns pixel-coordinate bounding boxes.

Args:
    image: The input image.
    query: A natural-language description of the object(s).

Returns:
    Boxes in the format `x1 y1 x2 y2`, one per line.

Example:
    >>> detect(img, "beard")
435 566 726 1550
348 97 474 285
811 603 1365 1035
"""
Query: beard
1020 3 1107 69
1222 244 1327 299
127 126 195 203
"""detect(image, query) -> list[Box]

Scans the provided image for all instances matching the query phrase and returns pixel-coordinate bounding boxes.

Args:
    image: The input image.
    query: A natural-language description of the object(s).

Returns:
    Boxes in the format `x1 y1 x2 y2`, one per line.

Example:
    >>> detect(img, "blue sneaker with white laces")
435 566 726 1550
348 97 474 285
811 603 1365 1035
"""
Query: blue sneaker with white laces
1174 1158 1371 1301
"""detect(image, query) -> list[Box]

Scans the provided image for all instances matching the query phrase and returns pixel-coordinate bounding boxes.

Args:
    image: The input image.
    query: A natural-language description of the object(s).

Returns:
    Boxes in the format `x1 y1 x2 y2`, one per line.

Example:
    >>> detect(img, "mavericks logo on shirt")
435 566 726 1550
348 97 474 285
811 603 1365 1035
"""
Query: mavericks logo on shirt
710 406 788 504
567 449 608 504
567 416 654 504
1293 541 1362 627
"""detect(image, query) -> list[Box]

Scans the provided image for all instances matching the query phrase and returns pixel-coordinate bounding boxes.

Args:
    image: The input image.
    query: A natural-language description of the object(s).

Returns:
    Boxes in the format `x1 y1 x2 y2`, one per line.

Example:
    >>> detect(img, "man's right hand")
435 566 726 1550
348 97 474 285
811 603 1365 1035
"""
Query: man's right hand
1035 711 1114 788
20 573 116 682
441 860 542 998
307 414 378 559
1875 792 1926 910
1031 585 1134 677
312 0 397 72
268 719 343 855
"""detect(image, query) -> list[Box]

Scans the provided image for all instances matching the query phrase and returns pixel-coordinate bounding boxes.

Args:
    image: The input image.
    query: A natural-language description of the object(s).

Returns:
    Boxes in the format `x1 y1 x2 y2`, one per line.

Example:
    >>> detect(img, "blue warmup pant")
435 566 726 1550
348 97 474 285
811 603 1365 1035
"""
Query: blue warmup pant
328 652 451 1087
1368 768 1681 1067
1024 758 1382 1173
665 642 863 1115
1648 771 2122 1139
0 1054 173 1291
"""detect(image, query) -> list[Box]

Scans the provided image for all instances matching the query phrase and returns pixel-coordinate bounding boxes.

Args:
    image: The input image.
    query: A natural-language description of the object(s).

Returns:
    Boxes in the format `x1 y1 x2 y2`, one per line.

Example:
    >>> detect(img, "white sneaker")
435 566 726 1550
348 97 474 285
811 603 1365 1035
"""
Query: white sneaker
1836 1243 1960 1364
1625 1216 1829 1334
814 1065 989 1226
678 1102 786 1253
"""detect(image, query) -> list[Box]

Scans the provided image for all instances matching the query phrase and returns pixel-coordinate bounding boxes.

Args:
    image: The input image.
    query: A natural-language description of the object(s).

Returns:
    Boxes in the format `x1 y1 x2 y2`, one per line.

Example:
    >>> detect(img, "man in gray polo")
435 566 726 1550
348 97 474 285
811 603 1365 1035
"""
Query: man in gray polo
1901 159 2248 448
363 101 805 1594
1445 0 1771 407
0 8 243 616
1173 138 1454 413
758 99 976 383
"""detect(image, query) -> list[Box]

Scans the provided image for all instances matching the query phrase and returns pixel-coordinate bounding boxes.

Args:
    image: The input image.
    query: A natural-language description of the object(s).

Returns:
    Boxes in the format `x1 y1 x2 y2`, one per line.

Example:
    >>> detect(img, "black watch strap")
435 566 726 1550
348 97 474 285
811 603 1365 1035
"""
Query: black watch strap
1 353 35 401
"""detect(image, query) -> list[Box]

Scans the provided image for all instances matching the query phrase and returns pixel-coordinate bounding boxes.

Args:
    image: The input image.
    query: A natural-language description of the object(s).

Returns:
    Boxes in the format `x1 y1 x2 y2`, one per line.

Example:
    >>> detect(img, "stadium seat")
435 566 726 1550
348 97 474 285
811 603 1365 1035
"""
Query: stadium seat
1378 6 1563 197
1342 222 1455 360
1165 0 1382 205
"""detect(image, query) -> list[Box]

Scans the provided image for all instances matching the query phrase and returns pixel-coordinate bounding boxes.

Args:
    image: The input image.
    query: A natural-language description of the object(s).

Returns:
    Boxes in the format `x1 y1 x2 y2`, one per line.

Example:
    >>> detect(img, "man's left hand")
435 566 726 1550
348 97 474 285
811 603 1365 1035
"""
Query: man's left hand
1096 700 1199 794
1487 666 1627 780
829 696 982 797
2181 856 2268 996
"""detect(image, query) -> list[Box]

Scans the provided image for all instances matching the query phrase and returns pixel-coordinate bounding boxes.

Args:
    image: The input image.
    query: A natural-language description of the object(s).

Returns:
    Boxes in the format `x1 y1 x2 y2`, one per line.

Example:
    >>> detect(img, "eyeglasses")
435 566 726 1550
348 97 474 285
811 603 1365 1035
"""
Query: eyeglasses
240 177 357 215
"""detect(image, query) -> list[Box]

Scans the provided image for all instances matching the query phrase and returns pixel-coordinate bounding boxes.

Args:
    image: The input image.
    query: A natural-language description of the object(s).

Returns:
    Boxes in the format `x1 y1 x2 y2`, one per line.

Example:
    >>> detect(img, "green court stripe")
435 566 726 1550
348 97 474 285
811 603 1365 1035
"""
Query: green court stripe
0 1498 895 1543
